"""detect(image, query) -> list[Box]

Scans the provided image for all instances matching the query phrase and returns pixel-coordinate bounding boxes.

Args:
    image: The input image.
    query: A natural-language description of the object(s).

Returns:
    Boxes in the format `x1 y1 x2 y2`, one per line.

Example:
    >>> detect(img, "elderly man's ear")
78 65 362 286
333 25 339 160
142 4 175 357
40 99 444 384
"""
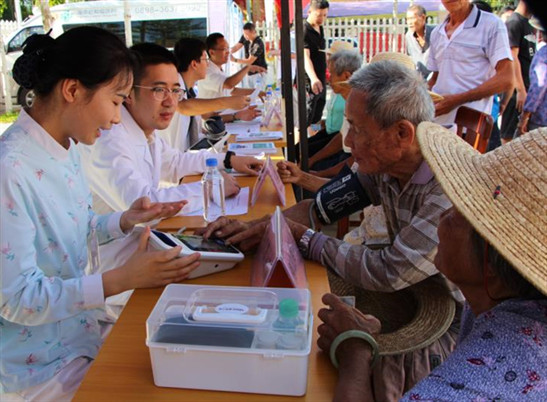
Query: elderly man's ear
395 120 416 148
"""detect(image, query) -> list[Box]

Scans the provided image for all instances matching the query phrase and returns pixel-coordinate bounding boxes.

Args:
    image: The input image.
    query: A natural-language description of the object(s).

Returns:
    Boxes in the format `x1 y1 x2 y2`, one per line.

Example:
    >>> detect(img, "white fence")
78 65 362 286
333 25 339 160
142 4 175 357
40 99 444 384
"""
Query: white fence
256 15 438 63
0 20 18 39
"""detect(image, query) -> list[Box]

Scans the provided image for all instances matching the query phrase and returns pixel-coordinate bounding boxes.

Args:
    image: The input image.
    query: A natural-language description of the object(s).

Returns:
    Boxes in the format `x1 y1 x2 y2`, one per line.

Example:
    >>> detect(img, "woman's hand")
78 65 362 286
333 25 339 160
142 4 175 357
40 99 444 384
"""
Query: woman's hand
231 155 264 176
120 197 186 233
102 227 200 297
317 293 381 362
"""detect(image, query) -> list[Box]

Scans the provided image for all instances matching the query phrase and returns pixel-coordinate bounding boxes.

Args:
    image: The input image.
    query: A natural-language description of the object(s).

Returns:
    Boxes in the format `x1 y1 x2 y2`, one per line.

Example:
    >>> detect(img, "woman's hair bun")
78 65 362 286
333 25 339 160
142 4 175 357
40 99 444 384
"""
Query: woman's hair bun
12 33 55 89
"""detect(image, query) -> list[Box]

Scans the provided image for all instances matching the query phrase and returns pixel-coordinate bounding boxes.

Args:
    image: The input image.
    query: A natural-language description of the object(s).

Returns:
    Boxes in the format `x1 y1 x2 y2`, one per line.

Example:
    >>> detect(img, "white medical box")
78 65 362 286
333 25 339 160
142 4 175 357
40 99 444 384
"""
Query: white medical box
146 284 312 396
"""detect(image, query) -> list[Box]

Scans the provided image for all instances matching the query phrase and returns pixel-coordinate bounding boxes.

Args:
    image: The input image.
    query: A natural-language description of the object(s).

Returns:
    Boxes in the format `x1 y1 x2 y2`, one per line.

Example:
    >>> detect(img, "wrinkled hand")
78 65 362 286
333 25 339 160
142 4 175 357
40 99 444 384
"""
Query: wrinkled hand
120 197 186 233
231 155 264 176
317 293 382 363
221 170 241 197
311 79 323 95
249 65 267 74
516 89 527 112
224 95 251 111
196 216 269 252
434 94 462 117
516 115 529 136
277 160 304 185
104 227 201 297
236 105 262 121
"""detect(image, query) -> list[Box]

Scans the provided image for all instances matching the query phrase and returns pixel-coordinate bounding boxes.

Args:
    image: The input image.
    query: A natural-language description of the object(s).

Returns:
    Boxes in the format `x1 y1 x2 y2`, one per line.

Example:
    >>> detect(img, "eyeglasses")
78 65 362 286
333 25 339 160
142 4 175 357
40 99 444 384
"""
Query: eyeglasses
133 85 185 102
211 47 230 52
199 57 209 63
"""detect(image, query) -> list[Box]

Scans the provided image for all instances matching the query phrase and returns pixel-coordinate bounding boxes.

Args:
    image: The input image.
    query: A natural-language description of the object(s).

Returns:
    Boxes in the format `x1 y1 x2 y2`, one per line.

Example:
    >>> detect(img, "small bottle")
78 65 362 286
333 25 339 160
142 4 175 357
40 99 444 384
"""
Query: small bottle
201 158 226 223
255 74 264 92
272 298 303 331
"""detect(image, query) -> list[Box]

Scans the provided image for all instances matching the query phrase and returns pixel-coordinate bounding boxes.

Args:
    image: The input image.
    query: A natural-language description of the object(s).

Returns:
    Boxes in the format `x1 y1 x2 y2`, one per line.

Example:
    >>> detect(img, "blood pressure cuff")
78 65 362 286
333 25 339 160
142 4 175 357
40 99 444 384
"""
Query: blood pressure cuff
313 165 373 225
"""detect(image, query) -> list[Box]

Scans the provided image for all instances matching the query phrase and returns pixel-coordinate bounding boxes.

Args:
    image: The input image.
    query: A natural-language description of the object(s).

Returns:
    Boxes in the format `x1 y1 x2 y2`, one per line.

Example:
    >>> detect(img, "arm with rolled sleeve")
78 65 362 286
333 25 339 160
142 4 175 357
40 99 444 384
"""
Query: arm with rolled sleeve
79 127 224 212
308 184 451 293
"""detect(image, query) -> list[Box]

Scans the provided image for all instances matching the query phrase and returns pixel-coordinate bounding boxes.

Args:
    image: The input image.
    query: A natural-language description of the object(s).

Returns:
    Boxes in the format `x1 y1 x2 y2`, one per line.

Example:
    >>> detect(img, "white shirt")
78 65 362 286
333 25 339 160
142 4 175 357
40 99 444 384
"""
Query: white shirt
197 62 231 99
340 116 351 154
427 5 512 124
0 110 124 391
157 75 203 151
78 107 225 319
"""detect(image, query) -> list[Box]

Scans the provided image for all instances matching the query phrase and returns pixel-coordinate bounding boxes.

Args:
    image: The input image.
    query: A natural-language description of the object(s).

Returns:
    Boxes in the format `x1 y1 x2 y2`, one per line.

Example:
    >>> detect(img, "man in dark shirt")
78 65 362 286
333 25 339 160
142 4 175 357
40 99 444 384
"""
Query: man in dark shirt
304 0 329 126
231 22 267 88
500 0 535 143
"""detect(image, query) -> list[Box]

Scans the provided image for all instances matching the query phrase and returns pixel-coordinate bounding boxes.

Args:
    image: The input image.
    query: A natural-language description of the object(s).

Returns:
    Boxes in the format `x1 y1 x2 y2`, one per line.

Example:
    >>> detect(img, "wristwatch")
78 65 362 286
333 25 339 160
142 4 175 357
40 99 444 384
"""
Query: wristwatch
298 229 316 259
224 151 235 170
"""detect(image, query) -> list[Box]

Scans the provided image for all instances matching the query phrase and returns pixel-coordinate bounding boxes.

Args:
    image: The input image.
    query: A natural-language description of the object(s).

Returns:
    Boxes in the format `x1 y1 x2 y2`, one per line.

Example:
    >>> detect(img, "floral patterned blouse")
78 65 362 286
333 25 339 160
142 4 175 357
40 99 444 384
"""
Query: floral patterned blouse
0 110 125 392
401 298 547 401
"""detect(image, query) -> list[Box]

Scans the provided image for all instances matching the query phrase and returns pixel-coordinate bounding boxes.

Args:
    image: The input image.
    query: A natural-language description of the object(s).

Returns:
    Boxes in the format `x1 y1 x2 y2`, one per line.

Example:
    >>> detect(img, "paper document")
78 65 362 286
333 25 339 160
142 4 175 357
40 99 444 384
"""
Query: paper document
180 182 249 216
226 121 261 135
236 131 283 142
228 142 277 155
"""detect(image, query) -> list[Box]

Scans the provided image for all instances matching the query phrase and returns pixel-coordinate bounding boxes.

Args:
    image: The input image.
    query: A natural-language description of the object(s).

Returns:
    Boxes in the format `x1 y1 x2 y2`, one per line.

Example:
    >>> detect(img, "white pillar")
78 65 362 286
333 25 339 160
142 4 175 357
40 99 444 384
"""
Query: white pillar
123 0 133 47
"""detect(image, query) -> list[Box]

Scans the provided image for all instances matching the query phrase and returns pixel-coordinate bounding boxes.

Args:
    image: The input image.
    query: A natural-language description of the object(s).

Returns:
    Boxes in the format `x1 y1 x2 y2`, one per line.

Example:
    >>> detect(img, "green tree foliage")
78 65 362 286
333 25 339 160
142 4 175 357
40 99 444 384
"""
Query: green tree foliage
1 0 83 21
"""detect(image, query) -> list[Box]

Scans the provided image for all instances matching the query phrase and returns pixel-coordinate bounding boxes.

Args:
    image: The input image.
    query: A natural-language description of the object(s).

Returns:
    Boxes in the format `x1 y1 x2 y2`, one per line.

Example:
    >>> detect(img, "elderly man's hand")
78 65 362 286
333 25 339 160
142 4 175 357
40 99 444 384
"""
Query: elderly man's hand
434 94 462 117
277 160 304 185
195 216 269 252
317 293 381 365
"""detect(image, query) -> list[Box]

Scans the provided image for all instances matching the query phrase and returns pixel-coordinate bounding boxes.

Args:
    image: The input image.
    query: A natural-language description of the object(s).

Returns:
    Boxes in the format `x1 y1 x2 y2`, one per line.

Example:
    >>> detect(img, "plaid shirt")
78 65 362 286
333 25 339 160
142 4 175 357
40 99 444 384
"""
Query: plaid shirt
309 160 463 302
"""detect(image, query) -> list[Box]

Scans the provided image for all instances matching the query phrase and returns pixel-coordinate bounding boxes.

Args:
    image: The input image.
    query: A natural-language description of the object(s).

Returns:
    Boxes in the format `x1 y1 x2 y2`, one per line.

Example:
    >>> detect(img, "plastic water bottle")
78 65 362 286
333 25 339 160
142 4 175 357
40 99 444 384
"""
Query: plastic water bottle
255 74 264 92
201 158 226 223
261 87 274 126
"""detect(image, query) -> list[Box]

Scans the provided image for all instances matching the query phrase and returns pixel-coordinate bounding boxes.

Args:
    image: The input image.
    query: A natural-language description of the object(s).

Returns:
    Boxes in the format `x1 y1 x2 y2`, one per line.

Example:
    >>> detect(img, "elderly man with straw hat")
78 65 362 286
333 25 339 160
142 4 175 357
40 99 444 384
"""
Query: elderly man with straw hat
318 127 547 401
200 58 462 400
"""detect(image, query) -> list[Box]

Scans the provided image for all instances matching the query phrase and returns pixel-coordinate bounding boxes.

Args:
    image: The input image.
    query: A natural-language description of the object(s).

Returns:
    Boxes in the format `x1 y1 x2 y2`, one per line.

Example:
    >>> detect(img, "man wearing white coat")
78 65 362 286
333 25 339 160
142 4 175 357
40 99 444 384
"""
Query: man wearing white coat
79 43 262 319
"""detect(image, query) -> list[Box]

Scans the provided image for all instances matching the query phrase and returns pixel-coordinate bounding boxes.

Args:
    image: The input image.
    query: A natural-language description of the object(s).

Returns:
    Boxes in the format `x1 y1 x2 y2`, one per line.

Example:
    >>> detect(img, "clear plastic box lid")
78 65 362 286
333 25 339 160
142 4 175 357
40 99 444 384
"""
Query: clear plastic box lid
147 284 311 352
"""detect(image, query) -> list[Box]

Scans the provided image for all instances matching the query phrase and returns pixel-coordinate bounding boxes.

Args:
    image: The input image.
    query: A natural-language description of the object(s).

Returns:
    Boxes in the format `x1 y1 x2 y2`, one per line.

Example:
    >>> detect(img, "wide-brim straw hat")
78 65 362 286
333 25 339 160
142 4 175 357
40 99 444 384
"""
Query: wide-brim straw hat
327 270 456 355
417 123 547 295
320 40 355 54
370 52 443 101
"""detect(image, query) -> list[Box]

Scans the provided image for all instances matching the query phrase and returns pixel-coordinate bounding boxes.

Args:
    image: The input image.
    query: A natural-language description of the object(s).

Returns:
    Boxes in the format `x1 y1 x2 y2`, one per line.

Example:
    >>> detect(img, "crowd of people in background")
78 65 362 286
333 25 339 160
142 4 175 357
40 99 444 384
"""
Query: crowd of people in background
1 0 545 401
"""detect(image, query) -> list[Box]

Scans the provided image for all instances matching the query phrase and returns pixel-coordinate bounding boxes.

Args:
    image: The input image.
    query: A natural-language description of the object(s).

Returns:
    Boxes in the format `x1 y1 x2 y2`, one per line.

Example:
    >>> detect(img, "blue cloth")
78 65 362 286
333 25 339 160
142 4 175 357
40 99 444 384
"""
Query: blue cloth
401 299 547 401
0 110 125 392
524 45 547 127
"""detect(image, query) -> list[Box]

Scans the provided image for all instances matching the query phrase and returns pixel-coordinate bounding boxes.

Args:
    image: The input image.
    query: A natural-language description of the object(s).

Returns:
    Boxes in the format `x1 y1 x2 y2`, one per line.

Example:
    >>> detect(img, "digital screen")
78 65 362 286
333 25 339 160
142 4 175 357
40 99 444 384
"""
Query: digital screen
152 230 177 247
174 234 240 254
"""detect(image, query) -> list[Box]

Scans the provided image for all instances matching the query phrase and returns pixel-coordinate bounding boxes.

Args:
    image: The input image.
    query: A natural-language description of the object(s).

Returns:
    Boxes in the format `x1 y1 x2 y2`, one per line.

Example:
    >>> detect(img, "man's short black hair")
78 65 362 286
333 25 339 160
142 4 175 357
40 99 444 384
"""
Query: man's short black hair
130 42 176 84
174 38 207 73
243 22 256 31
309 0 329 10
205 32 225 54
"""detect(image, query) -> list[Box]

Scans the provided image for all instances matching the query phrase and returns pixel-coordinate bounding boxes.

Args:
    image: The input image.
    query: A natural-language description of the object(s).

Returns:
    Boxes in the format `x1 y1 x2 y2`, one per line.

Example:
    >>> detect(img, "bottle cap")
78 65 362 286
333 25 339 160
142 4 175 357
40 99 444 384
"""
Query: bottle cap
278 298 299 318
206 158 218 167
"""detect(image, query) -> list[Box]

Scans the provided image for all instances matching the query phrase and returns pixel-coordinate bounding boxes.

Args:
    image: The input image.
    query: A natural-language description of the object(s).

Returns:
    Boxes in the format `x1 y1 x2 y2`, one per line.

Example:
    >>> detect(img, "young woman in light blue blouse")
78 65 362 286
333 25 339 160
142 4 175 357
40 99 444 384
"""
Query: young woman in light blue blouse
0 27 201 401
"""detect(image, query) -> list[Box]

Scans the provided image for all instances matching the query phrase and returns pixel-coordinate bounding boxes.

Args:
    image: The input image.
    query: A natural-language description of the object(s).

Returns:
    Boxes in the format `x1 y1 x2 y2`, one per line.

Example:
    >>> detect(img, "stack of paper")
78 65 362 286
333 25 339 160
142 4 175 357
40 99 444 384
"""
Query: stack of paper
227 142 277 155
236 131 283 142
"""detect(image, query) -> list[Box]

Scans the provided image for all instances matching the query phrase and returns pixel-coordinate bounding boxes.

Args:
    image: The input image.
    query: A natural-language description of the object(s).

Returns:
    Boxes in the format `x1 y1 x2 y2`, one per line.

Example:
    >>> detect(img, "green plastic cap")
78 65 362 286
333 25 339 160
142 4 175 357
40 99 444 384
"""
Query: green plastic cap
279 298 299 318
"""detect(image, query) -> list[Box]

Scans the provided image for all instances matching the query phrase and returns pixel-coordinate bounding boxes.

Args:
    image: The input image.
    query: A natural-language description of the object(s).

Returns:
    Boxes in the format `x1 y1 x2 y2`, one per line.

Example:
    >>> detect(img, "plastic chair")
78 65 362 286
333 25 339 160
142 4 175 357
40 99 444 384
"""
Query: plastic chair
455 106 494 154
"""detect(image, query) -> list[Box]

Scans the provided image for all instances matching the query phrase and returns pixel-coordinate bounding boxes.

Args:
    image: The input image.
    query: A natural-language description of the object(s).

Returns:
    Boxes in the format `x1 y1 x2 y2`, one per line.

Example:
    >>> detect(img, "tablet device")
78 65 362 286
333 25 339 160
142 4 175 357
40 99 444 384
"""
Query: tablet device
149 231 244 279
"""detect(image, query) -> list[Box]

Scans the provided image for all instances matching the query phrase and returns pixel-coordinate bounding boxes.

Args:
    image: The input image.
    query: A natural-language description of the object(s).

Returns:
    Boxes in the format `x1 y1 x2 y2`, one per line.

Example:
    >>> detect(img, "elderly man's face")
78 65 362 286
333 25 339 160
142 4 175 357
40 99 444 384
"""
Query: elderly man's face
441 0 470 14
406 10 426 33
328 61 347 94
344 89 405 175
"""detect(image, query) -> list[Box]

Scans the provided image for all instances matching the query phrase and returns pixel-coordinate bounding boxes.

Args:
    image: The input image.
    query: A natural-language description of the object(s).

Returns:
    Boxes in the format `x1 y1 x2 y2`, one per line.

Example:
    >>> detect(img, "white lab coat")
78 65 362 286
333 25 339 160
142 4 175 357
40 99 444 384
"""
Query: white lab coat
78 106 225 319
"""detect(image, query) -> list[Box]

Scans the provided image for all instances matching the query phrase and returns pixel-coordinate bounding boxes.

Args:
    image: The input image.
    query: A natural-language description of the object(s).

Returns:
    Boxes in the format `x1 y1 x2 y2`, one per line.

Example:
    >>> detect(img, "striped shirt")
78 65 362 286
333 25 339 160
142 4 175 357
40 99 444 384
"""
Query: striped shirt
309 160 463 301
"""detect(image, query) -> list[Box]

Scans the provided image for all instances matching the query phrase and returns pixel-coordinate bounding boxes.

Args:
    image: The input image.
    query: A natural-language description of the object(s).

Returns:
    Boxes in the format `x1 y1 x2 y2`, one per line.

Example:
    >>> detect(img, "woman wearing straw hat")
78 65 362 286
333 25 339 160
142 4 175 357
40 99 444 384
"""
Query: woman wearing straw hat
318 127 547 401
